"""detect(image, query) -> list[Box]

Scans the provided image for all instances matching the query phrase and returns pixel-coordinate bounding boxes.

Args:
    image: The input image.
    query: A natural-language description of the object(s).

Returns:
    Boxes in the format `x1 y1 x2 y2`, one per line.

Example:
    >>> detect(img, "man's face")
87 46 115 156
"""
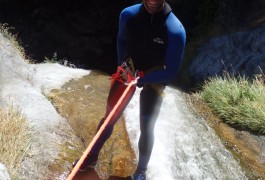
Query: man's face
143 0 165 14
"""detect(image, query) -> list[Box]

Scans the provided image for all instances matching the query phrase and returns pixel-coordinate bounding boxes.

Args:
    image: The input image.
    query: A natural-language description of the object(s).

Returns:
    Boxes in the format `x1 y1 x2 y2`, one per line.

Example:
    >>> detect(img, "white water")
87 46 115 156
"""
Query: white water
124 87 247 180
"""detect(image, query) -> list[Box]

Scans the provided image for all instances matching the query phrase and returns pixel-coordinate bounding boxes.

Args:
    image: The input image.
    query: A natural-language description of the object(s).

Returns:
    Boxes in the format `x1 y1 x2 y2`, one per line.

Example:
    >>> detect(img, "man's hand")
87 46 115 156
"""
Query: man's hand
124 77 139 86
111 60 144 87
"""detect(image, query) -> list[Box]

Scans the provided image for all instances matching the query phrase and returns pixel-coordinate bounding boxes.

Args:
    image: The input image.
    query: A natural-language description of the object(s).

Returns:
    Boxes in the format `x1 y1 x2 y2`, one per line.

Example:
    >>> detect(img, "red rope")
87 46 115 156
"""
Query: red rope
67 80 136 180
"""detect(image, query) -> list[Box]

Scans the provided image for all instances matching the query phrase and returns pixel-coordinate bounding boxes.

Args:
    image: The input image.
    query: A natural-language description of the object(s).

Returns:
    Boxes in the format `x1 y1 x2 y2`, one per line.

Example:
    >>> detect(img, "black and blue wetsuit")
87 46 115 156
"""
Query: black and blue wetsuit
78 2 186 173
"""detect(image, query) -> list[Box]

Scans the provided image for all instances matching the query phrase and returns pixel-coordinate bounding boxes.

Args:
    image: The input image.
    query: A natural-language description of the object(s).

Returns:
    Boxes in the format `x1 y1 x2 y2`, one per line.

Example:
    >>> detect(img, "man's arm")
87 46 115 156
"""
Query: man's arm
117 4 142 65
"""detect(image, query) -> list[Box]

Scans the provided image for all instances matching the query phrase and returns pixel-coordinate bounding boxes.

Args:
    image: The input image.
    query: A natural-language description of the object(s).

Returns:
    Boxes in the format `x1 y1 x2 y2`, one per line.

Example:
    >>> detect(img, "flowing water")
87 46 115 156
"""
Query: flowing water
124 87 247 180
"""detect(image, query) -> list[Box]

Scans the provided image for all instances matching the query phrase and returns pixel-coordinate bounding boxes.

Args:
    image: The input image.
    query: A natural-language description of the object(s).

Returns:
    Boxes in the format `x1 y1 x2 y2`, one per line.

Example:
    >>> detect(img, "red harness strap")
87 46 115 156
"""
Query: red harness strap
110 65 144 86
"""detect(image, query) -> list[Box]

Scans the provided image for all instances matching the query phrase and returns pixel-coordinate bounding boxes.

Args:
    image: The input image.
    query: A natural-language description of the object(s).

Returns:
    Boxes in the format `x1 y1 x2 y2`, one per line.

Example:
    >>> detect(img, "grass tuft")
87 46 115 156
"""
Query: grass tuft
200 72 265 134
0 106 31 179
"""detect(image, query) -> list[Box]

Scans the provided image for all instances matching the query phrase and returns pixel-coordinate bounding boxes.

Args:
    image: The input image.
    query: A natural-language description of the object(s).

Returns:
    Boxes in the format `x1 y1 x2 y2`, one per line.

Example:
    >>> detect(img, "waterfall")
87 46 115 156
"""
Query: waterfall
124 87 247 180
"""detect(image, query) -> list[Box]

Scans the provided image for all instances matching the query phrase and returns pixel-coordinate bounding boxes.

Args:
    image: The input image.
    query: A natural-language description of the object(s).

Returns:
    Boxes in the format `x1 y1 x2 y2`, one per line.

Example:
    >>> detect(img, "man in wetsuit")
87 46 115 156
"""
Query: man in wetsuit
73 0 186 180
118 1 186 179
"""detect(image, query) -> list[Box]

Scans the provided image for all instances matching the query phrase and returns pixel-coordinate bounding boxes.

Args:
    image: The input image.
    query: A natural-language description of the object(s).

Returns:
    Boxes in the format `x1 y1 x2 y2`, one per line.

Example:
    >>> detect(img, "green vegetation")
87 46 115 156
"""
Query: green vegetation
199 72 265 134
44 52 60 63
0 106 31 179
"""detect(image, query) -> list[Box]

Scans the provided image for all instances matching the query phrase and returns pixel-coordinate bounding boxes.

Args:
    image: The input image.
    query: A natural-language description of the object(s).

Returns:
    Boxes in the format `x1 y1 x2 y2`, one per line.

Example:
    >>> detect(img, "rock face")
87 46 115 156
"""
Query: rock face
189 23 265 84
0 163 10 180
0 31 89 179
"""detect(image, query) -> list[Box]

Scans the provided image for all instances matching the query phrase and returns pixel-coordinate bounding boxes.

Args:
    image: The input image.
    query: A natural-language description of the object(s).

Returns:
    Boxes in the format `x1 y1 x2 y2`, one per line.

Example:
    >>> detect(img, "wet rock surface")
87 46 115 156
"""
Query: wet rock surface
49 71 136 179
185 94 265 179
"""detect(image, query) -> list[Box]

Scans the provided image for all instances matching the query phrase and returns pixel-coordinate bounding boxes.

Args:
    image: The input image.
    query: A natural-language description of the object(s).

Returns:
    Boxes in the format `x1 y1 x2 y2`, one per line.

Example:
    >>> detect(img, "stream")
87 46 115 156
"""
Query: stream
124 87 247 180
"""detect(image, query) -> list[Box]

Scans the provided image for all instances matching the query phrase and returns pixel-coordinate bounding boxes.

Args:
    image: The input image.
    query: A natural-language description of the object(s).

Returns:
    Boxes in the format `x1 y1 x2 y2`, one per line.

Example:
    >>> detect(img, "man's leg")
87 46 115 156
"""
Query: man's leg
75 80 136 170
135 85 163 174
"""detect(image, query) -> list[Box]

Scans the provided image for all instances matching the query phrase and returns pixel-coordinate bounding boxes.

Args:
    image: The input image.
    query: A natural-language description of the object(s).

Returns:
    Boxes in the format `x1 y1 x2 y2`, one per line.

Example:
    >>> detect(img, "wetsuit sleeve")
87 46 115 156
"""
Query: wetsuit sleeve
138 13 186 85
117 4 141 66
117 10 127 65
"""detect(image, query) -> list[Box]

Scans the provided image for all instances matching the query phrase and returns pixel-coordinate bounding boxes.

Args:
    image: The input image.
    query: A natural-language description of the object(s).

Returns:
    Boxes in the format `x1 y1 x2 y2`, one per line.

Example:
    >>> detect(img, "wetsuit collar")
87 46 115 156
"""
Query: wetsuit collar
163 2 172 15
